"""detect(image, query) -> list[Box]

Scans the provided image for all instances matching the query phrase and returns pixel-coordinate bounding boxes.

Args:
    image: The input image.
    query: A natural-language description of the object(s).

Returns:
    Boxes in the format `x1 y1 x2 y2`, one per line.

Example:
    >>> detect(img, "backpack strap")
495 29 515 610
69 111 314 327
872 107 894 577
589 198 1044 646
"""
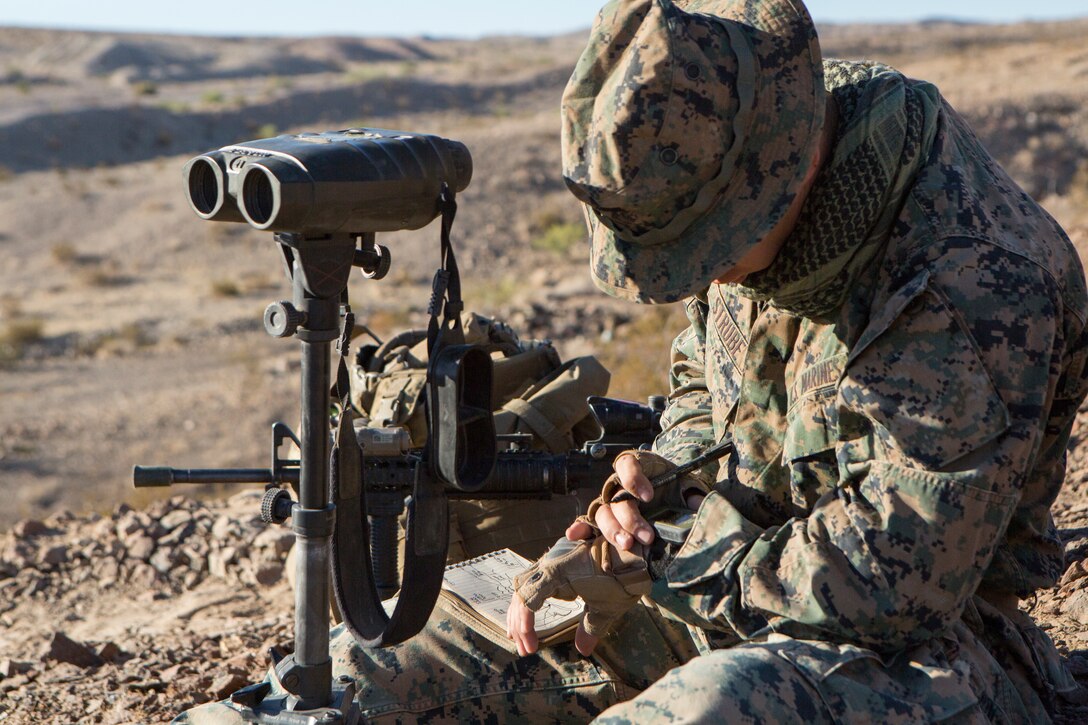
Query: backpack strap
499 398 569 452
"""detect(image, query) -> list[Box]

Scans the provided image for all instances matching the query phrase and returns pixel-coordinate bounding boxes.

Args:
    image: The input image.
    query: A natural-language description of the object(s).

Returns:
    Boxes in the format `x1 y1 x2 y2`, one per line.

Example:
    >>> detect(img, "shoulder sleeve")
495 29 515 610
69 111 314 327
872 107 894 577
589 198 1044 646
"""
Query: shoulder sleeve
653 294 719 470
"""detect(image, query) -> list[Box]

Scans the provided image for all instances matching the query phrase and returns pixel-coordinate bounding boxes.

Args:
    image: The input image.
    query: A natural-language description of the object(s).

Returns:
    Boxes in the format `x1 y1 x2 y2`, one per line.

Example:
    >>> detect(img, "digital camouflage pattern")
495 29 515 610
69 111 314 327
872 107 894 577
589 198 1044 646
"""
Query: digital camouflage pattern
647 68 1088 725
562 0 825 303
174 596 700 724
176 0 1088 720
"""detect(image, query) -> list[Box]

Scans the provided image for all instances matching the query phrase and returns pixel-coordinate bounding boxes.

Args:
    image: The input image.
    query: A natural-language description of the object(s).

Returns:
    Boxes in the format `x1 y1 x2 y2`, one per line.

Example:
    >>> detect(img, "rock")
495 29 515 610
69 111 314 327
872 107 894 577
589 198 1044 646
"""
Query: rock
254 562 283 587
0 659 34 678
179 546 207 573
97 642 123 663
0 674 29 693
129 562 159 589
38 545 68 567
209 546 239 579
1063 587 1088 625
218 635 246 658
253 528 295 557
159 510 193 532
12 519 48 538
160 663 185 682
211 515 237 540
43 632 104 668
93 556 121 587
1061 559 1088 587
127 535 156 561
210 673 248 700
159 520 196 547
225 653 254 674
116 512 143 539
2 540 33 569
149 547 178 574
21 575 45 598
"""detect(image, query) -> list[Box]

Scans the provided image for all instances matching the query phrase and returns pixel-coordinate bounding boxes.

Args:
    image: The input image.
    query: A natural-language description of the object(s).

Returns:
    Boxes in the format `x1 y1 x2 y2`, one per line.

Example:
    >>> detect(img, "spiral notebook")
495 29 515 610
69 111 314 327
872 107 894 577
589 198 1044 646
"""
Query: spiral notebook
441 548 585 643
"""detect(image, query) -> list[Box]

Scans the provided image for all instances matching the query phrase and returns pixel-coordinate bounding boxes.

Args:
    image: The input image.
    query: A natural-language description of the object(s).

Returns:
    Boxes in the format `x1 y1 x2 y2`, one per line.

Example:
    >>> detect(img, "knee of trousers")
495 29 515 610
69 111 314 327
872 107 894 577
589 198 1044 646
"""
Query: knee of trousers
592 643 833 724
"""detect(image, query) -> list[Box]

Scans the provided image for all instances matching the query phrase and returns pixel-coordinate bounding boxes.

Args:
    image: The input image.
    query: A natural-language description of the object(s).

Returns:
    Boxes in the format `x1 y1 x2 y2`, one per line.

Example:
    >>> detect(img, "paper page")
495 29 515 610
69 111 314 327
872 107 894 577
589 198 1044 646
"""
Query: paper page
442 548 584 633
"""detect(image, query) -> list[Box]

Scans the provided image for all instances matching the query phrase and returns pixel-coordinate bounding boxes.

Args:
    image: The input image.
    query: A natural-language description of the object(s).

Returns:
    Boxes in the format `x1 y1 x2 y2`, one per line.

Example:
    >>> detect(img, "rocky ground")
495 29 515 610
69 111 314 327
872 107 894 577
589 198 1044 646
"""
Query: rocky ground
1 15 1088 725
4 430 1088 723
0 492 295 722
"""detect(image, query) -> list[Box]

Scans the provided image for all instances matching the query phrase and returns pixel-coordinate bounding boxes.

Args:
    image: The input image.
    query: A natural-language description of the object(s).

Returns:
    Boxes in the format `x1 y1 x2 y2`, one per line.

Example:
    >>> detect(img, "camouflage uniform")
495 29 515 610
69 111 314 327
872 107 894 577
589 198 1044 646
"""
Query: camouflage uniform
610 98 1088 723
178 0 1088 722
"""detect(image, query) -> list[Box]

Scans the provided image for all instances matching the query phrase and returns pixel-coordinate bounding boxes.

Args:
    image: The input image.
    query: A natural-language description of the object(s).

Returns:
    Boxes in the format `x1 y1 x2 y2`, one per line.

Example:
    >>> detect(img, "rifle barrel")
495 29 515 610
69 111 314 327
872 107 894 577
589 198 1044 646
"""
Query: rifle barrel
132 466 299 487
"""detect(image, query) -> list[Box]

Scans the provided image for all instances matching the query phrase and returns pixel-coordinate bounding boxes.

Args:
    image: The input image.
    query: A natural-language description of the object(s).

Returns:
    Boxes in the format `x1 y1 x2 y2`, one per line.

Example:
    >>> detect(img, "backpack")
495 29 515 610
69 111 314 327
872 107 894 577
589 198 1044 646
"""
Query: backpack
350 311 610 454
348 311 610 564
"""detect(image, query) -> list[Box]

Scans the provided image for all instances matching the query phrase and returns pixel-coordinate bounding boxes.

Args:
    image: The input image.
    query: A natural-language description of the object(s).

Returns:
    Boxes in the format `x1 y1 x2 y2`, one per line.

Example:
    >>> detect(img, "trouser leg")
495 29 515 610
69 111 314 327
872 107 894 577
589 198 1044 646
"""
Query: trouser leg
340 598 697 722
592 641 835 725
175 599 697 724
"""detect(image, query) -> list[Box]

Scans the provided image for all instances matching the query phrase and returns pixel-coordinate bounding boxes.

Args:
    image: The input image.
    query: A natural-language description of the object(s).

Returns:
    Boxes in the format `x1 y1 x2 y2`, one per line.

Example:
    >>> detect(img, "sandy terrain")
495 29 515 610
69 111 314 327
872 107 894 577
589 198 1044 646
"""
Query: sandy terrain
0 16 1087 723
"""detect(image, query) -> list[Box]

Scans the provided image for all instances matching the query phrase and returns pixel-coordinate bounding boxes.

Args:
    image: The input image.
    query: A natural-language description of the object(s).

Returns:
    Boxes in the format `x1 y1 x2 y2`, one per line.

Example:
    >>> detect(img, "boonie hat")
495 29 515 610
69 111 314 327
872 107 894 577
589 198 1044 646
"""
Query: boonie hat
562 0 825 303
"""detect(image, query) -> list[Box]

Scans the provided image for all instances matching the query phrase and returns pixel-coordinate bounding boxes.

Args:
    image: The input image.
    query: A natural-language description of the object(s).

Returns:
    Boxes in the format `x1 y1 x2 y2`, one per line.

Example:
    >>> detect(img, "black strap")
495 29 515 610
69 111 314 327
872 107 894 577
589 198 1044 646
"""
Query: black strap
426 184 466 357
329 192 459 648
329 354 448 648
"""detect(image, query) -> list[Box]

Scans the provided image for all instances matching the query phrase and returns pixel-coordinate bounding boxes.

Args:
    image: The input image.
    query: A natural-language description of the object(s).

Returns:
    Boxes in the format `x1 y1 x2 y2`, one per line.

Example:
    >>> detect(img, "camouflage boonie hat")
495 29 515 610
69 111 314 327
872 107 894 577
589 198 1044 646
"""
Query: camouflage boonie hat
562 0 825 303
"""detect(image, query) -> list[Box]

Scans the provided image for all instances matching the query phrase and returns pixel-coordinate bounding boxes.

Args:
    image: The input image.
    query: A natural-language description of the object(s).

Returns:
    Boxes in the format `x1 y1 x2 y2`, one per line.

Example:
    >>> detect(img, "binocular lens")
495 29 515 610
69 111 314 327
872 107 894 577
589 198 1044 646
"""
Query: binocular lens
187 157 222 217
241 166 277 227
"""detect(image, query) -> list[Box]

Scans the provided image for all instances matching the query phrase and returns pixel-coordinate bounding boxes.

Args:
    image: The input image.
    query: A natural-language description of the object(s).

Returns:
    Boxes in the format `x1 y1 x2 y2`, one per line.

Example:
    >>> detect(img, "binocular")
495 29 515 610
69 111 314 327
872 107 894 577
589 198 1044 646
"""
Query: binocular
183 128 473 234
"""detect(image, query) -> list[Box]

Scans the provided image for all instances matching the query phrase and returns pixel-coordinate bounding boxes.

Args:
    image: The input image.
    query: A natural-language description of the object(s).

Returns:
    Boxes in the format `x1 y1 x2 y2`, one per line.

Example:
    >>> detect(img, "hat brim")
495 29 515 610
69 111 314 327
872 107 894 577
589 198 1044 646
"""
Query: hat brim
588 0 825 303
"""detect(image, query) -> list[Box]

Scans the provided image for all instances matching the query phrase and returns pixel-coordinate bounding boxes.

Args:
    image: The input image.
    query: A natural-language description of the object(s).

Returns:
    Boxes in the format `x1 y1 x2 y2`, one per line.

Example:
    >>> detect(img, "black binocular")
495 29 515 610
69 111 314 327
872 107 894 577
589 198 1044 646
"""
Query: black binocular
183 128 473 235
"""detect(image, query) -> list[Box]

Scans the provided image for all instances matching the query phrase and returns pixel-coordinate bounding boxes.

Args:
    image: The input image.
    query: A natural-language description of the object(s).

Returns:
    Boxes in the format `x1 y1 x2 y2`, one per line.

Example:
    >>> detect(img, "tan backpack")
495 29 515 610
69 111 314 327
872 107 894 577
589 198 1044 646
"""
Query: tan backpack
349 312 610 562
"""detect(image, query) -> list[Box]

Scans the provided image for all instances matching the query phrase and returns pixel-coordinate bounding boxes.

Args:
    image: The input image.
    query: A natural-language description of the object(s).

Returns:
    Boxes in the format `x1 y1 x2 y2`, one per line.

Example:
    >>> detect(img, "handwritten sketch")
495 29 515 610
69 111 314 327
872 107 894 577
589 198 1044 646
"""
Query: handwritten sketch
443 548 585 633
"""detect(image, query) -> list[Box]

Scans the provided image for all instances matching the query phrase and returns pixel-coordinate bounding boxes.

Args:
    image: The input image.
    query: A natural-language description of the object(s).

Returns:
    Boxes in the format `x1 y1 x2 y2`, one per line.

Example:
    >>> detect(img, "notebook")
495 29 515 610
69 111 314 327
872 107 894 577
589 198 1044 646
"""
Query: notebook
441 548 585 644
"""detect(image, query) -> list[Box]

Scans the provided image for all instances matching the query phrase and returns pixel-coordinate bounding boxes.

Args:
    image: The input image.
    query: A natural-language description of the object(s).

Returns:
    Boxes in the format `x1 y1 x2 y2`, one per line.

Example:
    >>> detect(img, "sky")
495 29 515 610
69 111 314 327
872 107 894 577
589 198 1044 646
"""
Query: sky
0 1 1085 38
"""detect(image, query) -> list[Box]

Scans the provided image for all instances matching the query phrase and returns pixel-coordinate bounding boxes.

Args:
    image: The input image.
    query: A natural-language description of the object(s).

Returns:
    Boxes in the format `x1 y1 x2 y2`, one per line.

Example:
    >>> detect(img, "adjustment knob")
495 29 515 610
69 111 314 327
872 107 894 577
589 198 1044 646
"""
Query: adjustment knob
264 301 303 338
260 487 294 524
355 243 392 280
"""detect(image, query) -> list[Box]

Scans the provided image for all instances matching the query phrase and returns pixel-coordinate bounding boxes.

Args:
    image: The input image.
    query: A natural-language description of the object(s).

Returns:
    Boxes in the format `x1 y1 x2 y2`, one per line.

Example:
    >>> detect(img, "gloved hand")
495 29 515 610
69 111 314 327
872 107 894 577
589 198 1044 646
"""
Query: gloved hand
579 449 711 534
513 536 651 638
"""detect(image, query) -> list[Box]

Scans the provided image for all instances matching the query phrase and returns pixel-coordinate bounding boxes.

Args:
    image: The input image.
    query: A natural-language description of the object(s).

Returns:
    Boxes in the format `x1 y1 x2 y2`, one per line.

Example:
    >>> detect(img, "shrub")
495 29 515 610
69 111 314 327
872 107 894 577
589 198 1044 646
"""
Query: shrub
530 222 585 255
51 243 77 264
0 317 45 363
211 279 242 297
132 80 158 96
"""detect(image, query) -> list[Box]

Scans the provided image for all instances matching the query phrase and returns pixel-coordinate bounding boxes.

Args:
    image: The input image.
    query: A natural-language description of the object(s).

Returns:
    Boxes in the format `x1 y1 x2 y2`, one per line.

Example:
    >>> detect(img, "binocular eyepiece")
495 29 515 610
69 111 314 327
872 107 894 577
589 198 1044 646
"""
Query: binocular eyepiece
183 128 473 234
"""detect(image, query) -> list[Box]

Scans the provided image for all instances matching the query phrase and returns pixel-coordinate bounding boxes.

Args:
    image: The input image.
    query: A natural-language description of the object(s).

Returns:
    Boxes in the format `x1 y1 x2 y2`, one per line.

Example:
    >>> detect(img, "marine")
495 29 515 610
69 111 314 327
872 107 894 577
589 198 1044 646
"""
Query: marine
179 0 1088 721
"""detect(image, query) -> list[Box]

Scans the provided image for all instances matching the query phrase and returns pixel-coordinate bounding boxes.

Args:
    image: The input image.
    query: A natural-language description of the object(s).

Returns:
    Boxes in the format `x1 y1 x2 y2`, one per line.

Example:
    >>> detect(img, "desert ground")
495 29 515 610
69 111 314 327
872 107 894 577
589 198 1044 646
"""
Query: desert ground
1 16 1088 723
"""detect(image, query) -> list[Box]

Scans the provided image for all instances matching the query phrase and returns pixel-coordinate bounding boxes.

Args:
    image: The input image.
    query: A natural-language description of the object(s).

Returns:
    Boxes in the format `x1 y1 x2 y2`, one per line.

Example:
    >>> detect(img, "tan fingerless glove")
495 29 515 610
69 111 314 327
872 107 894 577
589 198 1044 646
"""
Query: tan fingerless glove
584 449 711 528
513 537 651 637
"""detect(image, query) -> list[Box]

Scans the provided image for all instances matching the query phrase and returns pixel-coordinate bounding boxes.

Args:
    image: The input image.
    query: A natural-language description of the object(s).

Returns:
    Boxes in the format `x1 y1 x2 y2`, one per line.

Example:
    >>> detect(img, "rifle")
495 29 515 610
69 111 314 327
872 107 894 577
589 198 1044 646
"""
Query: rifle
133 127 663 723
135 395 662 598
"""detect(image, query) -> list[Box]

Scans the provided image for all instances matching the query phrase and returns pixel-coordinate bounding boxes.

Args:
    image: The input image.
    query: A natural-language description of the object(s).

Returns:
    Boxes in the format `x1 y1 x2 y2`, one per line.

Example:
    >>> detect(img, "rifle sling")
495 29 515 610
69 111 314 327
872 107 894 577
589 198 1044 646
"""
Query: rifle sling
330 358 448 648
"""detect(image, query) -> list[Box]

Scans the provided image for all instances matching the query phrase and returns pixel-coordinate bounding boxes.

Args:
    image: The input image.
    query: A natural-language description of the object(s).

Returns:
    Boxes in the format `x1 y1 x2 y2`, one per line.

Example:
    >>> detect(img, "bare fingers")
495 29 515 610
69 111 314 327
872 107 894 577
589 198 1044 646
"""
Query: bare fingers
594 501 652 551
505 593 539 657
566 519 594 541
614 455 654 502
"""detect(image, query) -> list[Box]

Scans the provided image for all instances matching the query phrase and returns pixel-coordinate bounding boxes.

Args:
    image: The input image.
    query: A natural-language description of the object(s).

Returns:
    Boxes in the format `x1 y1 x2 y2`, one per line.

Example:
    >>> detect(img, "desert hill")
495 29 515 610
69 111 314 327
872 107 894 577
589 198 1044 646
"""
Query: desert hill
1 17 1088 723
